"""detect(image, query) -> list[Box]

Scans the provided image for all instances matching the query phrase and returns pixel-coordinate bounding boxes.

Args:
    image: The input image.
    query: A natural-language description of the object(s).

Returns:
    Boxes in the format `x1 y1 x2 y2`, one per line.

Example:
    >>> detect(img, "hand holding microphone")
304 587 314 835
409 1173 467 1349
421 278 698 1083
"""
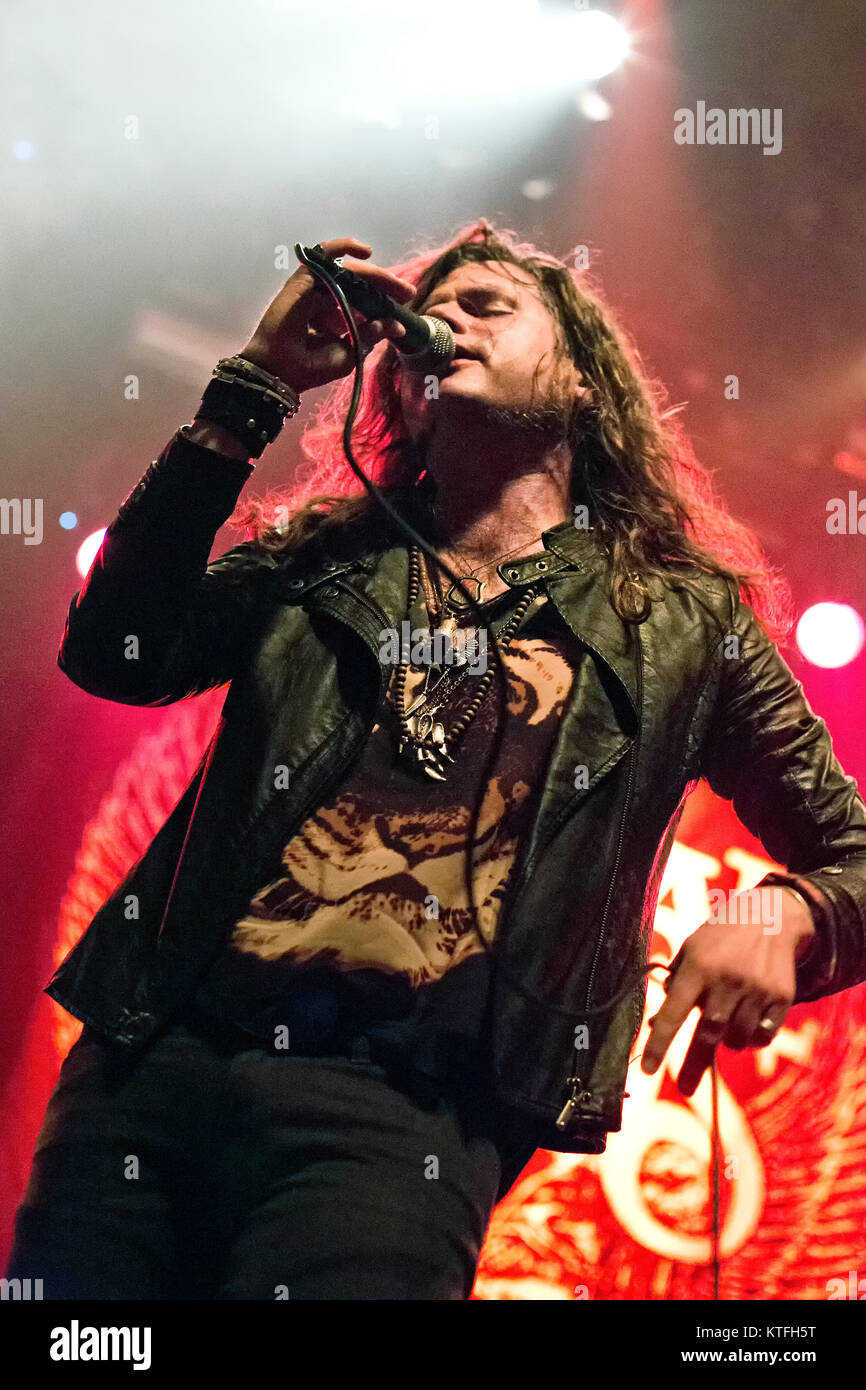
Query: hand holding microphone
239 236 437 395
295 242 456 376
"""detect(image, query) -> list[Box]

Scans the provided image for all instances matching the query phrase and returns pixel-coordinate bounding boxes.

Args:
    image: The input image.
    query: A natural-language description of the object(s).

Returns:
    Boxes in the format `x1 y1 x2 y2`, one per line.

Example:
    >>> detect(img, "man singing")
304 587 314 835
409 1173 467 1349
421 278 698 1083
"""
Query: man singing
9 219 866 1299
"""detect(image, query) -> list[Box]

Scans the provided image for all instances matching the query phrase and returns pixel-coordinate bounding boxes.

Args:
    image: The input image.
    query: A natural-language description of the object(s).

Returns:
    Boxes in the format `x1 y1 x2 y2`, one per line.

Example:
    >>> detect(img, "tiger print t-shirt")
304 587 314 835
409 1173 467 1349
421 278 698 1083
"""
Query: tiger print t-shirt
192 588 584 1071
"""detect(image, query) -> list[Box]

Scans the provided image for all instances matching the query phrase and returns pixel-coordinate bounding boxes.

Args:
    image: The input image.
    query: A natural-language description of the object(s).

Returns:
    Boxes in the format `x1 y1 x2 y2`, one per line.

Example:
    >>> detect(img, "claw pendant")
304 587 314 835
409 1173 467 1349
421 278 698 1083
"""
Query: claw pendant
398 713 456 781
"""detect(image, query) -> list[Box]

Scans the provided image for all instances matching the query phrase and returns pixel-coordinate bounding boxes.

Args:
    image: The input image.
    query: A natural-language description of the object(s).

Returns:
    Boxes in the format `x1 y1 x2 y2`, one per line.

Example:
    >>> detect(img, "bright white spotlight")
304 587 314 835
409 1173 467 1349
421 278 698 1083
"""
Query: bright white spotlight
568 10 630 80
338 99 402 129
796 602 865 669
76 528 107 579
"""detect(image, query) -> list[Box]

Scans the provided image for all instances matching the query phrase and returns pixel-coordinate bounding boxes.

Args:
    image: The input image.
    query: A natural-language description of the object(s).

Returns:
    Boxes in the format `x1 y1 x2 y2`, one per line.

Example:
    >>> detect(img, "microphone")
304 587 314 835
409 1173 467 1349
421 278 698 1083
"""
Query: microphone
295 242 455 375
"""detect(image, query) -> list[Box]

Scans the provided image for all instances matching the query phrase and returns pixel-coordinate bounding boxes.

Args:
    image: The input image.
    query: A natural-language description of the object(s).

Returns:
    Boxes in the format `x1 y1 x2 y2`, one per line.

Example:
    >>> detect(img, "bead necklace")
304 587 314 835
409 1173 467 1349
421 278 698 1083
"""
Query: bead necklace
393 545 540 780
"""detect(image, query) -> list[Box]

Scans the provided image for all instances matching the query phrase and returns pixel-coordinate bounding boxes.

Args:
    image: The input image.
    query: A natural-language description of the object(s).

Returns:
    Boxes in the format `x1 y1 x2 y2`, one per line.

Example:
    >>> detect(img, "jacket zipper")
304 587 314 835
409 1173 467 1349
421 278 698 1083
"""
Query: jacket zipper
555 634 643 1125
584 631 643 1007
555 1077 594 1130
329 576 394 636
552 741 637 1129
583 736 637 1006
554 630 643 1127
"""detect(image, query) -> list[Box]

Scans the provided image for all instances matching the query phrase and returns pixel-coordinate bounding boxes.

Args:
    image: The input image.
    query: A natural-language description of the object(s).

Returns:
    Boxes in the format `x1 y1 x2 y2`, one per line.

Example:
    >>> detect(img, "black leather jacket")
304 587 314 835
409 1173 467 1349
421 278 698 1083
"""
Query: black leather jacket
46 426 866 1156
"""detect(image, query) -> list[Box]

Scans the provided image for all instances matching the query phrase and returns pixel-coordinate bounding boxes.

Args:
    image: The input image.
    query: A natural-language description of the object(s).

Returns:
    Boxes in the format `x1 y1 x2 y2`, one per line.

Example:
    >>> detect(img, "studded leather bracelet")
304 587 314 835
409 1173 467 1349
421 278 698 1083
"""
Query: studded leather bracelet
193 356 301 459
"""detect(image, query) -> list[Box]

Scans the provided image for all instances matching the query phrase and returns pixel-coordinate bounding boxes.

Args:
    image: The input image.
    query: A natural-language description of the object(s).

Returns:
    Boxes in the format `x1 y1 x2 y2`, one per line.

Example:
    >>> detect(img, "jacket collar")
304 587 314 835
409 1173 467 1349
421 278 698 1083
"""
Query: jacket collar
279 514 640 729
363 521 640 729
496 520 640 727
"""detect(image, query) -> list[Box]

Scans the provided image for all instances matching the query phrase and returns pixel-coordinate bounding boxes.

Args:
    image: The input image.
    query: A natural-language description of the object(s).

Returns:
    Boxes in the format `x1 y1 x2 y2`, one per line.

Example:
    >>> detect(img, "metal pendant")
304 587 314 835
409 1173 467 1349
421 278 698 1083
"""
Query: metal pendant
409 711 445 744
431 617 467 669
446 577 484 611
398 713 455 781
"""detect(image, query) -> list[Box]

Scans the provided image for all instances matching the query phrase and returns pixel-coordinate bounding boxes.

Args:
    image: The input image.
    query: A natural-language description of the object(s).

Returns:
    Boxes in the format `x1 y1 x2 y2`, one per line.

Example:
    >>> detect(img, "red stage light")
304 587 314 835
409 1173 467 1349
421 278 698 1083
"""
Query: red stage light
75 528 107 579
796 602 865 668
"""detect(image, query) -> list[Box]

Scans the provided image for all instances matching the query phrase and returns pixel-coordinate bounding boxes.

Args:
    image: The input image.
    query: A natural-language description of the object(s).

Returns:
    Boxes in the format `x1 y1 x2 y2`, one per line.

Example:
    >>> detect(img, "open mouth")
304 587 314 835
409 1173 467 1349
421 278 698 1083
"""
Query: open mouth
446 350 482 371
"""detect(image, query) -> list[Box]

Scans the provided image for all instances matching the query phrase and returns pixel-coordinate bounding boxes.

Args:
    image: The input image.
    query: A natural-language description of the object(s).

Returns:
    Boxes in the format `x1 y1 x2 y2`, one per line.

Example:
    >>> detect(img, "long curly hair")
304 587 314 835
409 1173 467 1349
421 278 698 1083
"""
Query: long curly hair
231 217 791 641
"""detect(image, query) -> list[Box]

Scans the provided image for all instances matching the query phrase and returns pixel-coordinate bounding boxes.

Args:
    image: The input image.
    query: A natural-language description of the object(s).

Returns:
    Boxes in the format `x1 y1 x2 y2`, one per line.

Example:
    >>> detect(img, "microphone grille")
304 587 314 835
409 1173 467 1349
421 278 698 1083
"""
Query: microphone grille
399 316 456 374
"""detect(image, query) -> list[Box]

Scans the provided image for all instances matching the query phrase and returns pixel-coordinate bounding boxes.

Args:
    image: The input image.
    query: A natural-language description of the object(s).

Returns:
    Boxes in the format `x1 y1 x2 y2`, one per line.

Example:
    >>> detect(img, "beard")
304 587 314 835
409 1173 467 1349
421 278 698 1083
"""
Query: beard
474 361 583 443
481 395 571 438
402 359 588 487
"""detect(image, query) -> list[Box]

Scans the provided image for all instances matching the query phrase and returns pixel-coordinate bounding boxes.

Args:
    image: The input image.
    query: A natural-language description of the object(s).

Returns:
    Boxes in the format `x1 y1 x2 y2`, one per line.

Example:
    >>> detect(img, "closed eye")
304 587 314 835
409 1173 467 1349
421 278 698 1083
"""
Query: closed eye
423 290 515 317
460 294 511 316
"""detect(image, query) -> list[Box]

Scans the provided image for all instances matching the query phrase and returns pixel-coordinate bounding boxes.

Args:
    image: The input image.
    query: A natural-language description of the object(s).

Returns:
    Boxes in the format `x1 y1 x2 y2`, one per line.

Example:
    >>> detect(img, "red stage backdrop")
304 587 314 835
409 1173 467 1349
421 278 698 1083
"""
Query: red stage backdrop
47 689 866 1301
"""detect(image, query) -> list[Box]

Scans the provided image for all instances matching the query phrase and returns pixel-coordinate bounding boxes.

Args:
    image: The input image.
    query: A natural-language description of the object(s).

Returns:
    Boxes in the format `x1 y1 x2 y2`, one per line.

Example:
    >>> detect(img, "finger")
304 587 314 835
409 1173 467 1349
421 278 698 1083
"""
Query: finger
298 330 360 379
356 319 389 354
357 319 408 349
725 996 767 1050
312 308 409 356
357 318 384 342
336 256 418 303
676 1031 719 1097
641 964 704 1073
306 317 403 375
675 989 737 1094
726 995 785 1050
319 237 373 259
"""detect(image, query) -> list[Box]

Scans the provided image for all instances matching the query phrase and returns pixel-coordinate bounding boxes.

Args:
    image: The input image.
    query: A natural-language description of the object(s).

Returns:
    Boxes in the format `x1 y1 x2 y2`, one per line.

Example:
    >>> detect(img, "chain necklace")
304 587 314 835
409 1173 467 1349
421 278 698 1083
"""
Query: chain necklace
393 545 540 780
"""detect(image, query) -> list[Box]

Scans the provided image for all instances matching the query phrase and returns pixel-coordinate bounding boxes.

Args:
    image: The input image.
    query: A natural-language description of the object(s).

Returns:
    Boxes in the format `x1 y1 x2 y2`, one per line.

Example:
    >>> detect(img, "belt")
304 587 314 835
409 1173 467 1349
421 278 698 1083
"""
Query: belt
184 969 415 1059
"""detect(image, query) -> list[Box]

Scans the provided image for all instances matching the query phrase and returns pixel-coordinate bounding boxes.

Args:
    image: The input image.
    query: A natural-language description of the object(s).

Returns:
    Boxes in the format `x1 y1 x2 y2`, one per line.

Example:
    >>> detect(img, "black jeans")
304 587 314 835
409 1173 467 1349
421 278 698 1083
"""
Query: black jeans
7 1004 537 1300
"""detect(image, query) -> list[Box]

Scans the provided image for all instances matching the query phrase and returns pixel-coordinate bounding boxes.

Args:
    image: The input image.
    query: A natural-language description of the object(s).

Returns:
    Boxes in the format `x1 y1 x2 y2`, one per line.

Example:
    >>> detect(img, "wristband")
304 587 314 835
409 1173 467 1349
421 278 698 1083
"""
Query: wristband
776 884 811 917
217 356 301 412
194 374 290 459
760 872 830 973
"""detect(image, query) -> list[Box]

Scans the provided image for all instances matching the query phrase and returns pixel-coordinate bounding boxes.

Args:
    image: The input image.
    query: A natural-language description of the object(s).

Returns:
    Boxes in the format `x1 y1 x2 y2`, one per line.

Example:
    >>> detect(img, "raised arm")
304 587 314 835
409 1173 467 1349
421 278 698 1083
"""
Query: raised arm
58 234 420 706
57 425 276 705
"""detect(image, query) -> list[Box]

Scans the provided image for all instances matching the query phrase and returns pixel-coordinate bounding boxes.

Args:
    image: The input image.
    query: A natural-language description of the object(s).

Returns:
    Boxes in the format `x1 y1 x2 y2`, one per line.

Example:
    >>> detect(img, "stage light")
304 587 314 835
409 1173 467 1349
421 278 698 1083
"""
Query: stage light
576 88 614 122
59 511 78 530
796 602 866 669
339 100 402 129
256 0 624 122
76 528 107 579
566 9 630 80
521 177 555 200
834 450 866 481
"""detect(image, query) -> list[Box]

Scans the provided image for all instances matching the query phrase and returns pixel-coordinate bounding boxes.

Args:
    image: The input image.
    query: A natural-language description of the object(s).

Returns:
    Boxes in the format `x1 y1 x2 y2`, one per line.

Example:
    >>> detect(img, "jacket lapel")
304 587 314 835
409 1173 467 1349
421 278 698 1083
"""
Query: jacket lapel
515 554 642 875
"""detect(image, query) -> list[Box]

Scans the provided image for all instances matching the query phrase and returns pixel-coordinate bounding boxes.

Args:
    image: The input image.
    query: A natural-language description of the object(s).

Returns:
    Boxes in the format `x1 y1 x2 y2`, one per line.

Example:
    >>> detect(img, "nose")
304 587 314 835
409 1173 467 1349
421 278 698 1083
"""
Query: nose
422 305 484 362
423 301 471 336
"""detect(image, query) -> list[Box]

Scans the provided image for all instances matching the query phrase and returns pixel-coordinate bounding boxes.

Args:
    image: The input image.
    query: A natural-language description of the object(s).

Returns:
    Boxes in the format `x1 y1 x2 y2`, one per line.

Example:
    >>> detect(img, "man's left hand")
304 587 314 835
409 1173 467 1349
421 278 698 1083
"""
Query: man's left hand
640 885 816 1096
